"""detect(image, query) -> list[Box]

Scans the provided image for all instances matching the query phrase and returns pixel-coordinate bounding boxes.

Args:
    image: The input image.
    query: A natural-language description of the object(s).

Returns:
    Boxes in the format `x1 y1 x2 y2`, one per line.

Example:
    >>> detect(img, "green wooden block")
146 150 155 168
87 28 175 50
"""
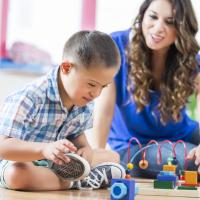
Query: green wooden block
177 186 197 190
154 180 174 189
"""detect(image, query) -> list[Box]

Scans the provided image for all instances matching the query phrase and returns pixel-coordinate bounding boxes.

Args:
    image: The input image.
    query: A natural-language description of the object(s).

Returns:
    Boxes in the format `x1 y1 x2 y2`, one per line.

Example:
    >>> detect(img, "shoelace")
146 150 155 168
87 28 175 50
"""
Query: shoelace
77 167 109 189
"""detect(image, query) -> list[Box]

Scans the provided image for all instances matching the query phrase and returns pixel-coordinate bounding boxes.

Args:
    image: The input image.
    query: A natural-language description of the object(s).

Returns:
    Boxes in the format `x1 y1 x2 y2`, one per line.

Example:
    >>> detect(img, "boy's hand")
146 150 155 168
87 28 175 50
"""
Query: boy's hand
77 146 93 165
42 139 77 165
187 145 200 173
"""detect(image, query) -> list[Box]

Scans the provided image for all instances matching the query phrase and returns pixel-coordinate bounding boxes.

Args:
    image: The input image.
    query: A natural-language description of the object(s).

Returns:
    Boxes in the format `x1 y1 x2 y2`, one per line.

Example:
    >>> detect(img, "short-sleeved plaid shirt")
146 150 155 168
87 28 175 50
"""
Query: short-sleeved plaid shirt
0 66 93 153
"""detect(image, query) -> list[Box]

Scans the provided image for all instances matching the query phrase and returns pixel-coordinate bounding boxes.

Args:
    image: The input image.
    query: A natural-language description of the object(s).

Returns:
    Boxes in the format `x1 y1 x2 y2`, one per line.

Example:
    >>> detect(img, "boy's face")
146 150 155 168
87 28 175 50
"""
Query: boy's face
59 61 119 108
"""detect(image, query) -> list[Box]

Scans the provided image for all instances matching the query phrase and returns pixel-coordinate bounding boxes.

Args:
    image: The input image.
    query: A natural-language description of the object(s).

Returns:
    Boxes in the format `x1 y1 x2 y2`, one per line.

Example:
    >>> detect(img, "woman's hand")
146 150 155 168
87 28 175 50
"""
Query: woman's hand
187 145 200 173
42 139 77 165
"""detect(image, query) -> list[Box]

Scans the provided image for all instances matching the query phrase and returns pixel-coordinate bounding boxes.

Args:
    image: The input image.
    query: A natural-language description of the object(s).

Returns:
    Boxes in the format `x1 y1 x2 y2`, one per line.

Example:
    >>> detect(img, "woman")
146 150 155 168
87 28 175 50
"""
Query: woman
93 0 200 178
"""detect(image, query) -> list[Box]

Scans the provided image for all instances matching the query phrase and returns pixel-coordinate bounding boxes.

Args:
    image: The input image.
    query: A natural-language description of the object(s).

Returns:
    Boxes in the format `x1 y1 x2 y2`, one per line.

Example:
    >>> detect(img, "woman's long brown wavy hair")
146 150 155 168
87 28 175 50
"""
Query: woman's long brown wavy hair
128 0 200 124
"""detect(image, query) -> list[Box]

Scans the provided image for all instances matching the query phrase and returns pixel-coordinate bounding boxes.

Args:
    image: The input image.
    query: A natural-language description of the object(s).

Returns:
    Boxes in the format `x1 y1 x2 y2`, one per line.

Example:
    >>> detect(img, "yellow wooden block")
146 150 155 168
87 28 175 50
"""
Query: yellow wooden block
163 165 176 172
185 171 197 185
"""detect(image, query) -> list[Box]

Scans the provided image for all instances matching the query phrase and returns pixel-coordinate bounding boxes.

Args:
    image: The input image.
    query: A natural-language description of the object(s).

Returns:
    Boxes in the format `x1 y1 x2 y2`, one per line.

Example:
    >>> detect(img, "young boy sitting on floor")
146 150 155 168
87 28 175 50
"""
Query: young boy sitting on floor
0 30 125 191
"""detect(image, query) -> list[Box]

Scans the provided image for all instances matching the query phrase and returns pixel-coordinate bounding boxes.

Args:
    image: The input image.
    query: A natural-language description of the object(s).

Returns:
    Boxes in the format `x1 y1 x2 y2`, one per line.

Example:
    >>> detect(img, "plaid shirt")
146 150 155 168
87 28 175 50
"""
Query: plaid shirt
0 66 93 144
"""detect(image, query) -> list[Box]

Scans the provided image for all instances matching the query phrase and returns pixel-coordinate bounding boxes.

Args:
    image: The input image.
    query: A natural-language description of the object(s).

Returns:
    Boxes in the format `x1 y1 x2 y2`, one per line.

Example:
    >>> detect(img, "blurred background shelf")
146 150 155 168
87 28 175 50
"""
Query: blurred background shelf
0 58 52 103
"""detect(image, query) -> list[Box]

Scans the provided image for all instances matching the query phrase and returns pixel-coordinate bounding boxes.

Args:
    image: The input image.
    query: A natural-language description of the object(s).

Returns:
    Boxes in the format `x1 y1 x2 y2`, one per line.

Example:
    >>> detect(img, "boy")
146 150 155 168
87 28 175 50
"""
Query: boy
0 30 125 191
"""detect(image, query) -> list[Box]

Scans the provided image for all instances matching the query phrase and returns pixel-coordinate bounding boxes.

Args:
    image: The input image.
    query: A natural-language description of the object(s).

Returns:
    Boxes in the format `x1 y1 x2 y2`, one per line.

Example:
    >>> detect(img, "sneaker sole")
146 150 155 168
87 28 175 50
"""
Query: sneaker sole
49 153 91 181
92 162 126 179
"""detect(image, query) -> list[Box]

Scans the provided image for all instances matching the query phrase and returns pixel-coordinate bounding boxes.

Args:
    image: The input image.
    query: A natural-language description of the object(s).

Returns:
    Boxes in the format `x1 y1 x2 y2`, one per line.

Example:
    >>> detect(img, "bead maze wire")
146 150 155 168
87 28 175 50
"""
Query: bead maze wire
127 137 188 171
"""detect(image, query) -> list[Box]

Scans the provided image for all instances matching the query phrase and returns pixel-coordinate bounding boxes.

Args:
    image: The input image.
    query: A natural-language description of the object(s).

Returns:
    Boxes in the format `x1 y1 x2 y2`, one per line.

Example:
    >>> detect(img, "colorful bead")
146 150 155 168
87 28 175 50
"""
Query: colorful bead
127 163 134 170
125 174 132 179
171 157 178 165
139 159 148 169
126 169 131 174
167 156 173 165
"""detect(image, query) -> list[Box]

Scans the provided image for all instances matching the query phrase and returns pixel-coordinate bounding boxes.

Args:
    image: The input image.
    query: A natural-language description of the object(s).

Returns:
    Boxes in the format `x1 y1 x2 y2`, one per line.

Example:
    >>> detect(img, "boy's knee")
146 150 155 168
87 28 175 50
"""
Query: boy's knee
4 162 30 190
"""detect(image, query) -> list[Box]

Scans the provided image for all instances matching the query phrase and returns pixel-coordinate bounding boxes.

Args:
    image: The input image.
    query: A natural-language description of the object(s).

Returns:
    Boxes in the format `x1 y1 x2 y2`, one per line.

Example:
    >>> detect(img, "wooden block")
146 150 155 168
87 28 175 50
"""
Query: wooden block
157 174 178 182
111 178 136 200
177 185 197 190
154 180 175 189
137 183 200 198
184 171 197 185
181 183 199 187
163 165 176 172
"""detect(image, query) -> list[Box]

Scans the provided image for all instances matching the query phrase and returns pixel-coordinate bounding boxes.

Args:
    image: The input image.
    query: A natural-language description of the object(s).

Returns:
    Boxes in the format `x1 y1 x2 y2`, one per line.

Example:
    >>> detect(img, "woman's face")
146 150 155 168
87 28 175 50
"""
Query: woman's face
142 0 177 52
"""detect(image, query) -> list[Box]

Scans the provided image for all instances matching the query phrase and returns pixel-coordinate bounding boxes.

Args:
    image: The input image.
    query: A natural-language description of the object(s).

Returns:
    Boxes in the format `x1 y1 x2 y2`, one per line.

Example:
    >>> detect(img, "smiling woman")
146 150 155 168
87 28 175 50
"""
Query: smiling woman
93 0 200 179
141 0 177 51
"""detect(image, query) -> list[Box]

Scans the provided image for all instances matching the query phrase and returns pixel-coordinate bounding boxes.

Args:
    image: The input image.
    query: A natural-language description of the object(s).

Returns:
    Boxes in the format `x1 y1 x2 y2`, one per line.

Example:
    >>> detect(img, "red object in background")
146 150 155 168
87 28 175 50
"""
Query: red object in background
1 0 95 58
81 0 96 30
0 0 9 58
8 41 52 65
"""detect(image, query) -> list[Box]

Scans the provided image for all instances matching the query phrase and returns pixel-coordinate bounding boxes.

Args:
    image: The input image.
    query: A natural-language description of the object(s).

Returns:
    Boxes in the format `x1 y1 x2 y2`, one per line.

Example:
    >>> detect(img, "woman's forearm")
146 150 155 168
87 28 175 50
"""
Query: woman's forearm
196 93 200 124
92 82 116 148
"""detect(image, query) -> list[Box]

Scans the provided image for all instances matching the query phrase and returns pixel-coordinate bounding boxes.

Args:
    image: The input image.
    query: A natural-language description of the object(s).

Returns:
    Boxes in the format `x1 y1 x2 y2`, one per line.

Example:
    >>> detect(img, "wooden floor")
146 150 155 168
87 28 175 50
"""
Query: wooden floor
1 183 199 200
1 188 198 200
0 178 198 200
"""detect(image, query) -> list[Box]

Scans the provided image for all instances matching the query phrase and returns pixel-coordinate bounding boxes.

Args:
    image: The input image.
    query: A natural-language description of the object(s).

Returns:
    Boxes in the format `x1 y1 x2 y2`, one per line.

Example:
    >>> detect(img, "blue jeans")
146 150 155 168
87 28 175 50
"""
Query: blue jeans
118 129 200 178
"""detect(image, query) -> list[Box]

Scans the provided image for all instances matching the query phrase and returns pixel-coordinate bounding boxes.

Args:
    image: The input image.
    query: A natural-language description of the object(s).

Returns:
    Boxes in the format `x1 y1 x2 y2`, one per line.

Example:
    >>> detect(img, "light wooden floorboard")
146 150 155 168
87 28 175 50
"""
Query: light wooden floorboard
0 187 199 200
0 178 198 200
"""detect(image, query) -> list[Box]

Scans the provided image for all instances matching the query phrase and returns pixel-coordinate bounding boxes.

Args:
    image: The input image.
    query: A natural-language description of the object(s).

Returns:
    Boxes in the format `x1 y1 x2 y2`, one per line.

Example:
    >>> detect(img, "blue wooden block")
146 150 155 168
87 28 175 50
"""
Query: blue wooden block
159 171 175 176
110 178 135 200
157 174 178 182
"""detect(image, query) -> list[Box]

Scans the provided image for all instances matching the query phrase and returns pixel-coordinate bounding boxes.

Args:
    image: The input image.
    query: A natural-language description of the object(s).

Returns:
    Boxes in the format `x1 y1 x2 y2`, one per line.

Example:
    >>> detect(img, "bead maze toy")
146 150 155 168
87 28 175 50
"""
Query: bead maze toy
110 137 200 199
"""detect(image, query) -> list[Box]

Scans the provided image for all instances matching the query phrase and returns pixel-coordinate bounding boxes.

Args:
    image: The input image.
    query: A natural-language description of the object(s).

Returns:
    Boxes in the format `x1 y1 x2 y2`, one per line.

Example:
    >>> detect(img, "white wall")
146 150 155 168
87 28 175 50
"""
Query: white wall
6 0 200 64
96 0 200 41
7 0 82 64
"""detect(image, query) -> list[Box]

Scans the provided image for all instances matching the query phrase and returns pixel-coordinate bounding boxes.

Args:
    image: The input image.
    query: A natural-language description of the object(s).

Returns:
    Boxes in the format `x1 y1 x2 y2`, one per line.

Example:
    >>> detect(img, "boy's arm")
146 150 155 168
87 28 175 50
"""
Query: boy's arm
92 81 116 148
0 135 45 161
0 135 76 164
